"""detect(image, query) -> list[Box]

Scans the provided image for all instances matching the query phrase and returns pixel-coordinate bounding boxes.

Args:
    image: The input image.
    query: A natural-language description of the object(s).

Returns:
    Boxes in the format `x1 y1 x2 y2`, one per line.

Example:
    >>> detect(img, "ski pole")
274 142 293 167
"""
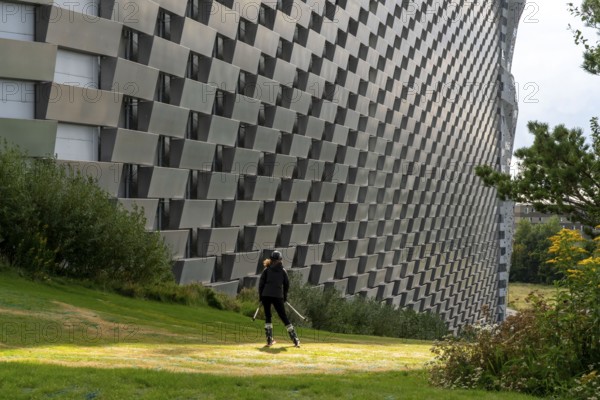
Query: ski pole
286 301 307 321
252 306 260 321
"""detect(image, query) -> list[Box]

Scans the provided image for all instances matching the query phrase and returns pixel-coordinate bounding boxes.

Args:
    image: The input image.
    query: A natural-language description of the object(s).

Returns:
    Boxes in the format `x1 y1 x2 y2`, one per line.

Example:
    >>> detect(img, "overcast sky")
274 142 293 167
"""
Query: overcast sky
511 1 600 167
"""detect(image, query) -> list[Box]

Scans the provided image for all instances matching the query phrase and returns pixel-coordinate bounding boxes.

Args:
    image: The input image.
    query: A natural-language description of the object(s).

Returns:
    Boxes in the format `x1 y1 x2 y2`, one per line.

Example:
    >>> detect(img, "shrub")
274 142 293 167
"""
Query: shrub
287 274 448 340
0 145 172 286
429 228 600 398
113 280 245 313
429 298 574 395
237 288 261 318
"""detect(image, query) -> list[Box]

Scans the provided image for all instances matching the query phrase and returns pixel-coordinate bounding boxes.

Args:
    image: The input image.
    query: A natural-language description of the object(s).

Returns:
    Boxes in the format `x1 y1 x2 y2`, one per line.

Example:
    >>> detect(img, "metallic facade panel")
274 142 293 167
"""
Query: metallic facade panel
171 78 216 114
206 58 240 92
199 115 239 147
0 38 56 81
197 171 239 200
38 83 123 127
160 230 189 259
170 199 215 229
101 128 158 165
118 198 159 230
0 118 57 156
231 41 261 75
154 0 187 15
38 6 122 56
207 2 239 39
170 139 216 170
178 18 216 57
100 57 159 101
138 101 189 138
99 0 159 36
172 257 216 284
138 166 189 199
58 160 124 197
139 36 189 77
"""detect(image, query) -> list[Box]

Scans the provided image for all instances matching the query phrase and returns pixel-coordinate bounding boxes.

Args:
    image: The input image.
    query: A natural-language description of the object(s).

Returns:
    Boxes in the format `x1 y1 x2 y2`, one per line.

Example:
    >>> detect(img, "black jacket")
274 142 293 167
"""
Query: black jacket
259 262 289 300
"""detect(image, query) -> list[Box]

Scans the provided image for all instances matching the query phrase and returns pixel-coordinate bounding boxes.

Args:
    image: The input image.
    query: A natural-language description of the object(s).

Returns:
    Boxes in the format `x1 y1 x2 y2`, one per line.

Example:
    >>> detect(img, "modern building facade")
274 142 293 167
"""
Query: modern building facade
0 0 522 328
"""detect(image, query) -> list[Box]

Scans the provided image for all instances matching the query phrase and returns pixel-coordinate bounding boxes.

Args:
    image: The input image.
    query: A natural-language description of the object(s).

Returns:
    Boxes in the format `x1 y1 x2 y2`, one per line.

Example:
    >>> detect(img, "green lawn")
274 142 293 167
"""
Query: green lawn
0 269 541 399
507 282 561 311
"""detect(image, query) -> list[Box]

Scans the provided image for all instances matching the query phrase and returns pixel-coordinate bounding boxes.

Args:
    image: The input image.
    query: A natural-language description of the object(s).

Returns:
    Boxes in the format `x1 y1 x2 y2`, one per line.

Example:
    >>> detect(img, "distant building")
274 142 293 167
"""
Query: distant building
514 204 585 232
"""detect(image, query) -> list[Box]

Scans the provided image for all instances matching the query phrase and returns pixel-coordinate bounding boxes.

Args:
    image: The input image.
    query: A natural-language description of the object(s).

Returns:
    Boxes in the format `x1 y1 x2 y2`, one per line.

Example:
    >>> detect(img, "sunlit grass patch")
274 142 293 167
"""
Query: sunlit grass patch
507 282 561 311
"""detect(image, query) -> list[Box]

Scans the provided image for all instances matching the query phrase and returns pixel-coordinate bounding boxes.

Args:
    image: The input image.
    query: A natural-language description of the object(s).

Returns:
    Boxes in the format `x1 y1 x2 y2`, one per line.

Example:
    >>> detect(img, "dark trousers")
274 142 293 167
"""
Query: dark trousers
261 296 290 326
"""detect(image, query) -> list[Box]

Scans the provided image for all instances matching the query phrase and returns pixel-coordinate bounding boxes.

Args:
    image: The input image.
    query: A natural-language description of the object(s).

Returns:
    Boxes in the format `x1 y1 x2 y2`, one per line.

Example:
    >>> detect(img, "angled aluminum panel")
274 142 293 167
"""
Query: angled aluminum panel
198 114 239 146
0 118 57 156
160 230 190 260
38 83 123 127
170 139 216 170
57 160 124 197
221 200 261 227
243 126 280 153
138 101 189 138
100 58 159 101
37 6 122 56
242 175 280 201
170 200 216 229
0 39 56 81
138 166 189 199
177 18 217 56
205 58 240 92
118 198 159 230
198 227 239 257
309 262 336 284
99 0 159 35
171 78 216 114
101 128 158 165
220 252 260 280
197 171 239 200
172 257 216 284
139 36 189 77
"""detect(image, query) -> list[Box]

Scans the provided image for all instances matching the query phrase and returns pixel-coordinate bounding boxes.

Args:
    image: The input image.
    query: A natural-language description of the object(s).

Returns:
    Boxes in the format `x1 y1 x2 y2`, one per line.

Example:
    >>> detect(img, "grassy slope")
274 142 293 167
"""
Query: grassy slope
0 269 540 399
507 282 561 311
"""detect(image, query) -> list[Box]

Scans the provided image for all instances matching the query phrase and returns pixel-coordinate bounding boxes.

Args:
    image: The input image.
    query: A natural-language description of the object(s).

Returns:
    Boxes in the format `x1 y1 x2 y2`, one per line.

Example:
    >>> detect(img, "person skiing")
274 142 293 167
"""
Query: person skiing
259 250 300 347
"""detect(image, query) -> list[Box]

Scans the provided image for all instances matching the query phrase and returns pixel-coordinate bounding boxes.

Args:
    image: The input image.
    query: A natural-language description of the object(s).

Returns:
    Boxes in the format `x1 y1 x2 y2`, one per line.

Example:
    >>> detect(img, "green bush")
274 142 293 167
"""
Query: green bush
429 228 600 398
287 274 448 340
237 287 261 318
113 280 246 313
0 145 172 286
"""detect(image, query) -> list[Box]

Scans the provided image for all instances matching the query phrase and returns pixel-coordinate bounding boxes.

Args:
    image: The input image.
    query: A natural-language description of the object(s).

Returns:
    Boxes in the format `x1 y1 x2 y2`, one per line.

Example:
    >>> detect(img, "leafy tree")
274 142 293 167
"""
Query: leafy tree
477 1 600 232
569 0 600 74
475 120 600 233
510 217 562 283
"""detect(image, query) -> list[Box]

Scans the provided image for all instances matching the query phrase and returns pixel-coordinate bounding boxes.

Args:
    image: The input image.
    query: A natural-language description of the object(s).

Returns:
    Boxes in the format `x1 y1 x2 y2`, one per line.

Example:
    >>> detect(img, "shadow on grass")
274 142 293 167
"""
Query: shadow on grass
257 346 288 354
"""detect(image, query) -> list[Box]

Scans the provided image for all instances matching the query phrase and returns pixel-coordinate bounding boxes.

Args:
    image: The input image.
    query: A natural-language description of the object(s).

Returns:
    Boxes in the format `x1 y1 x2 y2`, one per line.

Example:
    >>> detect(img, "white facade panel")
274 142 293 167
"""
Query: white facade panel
54 49 98 86
0 1 35 41
54 123 99 161
0 79 34 118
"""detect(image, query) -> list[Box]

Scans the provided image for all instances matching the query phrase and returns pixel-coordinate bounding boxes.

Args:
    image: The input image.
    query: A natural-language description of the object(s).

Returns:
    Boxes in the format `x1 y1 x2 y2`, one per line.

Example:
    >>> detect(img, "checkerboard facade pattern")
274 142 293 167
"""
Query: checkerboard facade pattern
0 0 521 328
